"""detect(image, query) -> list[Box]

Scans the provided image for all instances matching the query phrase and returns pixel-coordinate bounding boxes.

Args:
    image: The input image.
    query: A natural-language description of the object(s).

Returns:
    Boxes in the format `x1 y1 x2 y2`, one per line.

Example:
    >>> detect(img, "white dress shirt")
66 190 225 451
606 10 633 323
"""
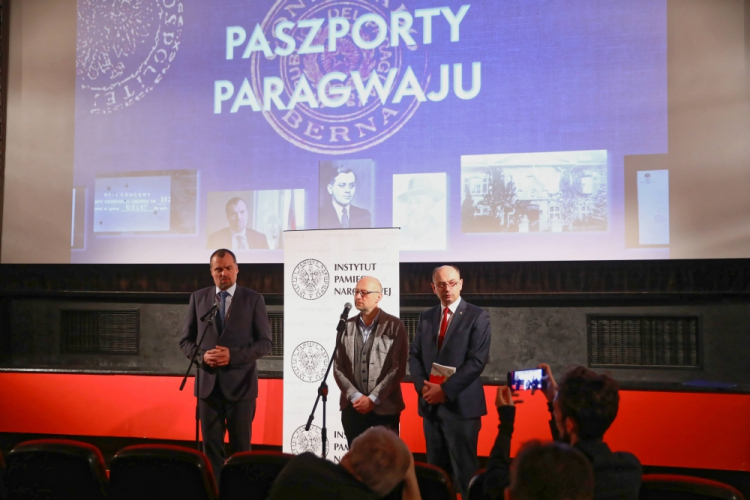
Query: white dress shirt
332 199 350 225
437 296 462 342
230 230 248 250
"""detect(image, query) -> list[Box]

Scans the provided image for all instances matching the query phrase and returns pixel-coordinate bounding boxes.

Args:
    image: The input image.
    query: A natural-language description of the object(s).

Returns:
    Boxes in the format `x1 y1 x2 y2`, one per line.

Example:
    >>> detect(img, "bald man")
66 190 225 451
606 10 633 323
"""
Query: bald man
409 264 491 497
333 276 409 445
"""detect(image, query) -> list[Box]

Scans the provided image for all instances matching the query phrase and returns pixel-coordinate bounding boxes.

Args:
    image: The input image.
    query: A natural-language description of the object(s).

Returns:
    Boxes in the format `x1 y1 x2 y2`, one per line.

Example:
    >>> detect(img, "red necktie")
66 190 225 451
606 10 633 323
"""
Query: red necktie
438 307 450 351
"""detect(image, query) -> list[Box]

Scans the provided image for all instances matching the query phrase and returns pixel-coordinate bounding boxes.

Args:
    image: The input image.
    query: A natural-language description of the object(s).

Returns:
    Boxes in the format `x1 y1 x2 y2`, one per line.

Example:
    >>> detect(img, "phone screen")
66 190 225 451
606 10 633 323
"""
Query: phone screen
508 368 544 391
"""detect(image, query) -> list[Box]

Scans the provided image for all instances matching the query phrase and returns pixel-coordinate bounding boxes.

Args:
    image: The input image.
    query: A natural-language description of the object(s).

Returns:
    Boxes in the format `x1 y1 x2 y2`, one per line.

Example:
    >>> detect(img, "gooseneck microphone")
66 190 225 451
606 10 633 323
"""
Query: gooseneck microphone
200 300 220 322
305 302 355 434
336 302 353 333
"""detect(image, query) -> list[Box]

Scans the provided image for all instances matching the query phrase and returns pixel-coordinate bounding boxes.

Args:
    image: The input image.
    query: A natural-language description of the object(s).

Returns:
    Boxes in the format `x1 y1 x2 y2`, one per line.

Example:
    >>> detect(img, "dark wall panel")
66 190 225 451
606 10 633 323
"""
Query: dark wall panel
488 304 750 386
4 299 283 375
0 259 748 297
4 297 748 392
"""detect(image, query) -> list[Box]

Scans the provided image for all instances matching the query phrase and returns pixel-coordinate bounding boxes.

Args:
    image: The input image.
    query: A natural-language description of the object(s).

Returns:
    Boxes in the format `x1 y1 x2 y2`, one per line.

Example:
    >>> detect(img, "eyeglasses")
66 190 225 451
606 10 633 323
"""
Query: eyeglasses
433 280 461 290
353 290 380 297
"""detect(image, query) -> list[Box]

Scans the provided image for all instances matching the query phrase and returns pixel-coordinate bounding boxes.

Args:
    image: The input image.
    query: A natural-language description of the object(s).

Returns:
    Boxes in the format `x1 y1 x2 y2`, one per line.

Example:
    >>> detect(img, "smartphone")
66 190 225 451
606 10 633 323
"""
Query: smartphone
507 368 544 392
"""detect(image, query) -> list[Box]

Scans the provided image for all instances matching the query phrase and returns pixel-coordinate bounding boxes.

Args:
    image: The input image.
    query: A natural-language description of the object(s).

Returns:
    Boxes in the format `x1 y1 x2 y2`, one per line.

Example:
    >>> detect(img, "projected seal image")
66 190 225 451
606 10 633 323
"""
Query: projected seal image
291 424 328 457
291 341 329 383
76 0 184 114
250 0 429 154
291 259 330 300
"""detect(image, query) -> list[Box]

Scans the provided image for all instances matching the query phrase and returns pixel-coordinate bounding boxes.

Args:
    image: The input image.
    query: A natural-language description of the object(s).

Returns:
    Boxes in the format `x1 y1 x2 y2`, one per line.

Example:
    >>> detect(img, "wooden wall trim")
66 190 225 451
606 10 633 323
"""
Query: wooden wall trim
0 259 747 299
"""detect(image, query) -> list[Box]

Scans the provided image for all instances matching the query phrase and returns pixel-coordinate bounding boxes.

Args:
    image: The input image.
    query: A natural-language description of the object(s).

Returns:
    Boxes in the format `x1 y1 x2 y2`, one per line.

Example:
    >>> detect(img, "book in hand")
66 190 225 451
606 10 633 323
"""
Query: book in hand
429 363 456 384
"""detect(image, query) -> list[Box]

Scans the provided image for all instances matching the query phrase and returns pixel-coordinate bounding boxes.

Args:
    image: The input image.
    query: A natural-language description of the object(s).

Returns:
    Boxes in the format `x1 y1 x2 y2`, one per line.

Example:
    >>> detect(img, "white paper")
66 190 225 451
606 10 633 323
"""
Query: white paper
637 170 670 245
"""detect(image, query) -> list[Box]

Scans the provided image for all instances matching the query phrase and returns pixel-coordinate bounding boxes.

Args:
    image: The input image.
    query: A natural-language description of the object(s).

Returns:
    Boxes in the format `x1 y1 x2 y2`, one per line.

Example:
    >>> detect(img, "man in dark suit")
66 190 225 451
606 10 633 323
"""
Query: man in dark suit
318 167 372 229
179 248 272 483
408 264 491 496
207 197 269 249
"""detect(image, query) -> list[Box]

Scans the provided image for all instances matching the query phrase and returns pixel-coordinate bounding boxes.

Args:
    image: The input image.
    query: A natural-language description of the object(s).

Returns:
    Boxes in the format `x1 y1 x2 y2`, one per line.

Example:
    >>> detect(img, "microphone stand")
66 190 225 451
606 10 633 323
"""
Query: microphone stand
304 317 347 459
180 308 217 449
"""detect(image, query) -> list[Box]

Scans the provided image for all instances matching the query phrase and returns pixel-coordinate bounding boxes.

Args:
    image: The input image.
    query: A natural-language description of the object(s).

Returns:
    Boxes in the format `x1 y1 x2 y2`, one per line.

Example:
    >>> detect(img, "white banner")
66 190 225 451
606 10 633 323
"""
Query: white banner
283 228 400 462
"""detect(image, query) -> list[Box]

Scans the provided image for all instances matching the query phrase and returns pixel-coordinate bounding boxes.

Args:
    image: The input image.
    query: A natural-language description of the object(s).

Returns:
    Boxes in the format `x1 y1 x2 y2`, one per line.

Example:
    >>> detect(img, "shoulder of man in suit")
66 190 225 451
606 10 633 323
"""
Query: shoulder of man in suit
416 305 440 324
350 204 370 213
233 286 262 296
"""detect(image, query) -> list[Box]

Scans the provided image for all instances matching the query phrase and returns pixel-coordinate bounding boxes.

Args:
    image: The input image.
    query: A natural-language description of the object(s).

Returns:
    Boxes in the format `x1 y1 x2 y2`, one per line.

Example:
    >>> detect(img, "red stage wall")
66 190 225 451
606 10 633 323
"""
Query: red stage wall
0 373 747 471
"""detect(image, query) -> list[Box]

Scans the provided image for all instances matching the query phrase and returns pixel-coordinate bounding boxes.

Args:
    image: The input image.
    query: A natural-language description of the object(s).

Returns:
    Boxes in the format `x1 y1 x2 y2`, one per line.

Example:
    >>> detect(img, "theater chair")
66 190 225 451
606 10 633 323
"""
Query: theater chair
4 439 108 500
640 474 746 500
414 461 457 500
0 449 6 500
107 444 218 500
467 469 486 500
219 450 293 500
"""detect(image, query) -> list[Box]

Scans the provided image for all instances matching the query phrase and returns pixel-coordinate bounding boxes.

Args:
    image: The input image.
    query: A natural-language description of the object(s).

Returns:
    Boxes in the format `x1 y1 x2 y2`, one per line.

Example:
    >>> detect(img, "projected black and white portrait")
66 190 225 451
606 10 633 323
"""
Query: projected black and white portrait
393 173 447 251
318 160 374 229
461 151 609 234
206 190 305 250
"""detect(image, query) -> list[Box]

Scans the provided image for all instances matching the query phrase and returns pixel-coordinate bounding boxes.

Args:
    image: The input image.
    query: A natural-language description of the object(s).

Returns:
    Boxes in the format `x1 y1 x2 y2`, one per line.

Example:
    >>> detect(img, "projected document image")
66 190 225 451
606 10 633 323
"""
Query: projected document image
93 170 197 235
637 170 669 245
461 151 609 234
393 173 447 251
207 189 305 250
318 160 374 229
94 175 171 233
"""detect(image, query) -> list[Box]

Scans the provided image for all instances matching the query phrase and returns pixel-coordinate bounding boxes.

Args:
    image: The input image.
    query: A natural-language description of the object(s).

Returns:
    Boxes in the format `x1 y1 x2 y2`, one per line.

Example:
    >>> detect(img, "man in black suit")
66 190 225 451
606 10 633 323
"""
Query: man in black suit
318 167 372 229
408 265 491 496
207 197 269 249
179 249 272 483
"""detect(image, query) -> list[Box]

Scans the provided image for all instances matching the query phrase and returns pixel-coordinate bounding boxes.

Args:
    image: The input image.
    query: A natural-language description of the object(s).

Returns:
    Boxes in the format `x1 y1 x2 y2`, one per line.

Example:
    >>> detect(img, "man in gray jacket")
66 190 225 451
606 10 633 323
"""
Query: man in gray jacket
333 276 409 445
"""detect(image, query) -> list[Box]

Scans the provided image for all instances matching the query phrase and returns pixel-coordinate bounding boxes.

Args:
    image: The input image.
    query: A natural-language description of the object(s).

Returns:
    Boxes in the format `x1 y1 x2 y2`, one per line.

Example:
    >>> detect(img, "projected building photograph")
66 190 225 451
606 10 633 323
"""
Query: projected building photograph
206 189 305 250
93 170 197 235
393 173 447 251
318 159 375 230
461 151 609 234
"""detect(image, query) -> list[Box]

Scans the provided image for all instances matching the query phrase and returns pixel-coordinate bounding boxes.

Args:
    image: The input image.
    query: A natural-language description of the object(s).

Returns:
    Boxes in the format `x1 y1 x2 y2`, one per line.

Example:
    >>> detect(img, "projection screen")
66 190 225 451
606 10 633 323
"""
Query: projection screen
2 0 748 263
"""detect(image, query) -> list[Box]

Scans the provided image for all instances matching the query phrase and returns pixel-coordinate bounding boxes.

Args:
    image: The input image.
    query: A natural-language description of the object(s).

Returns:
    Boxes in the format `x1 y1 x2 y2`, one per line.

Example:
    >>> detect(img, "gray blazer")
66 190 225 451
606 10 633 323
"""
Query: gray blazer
333 309 408 416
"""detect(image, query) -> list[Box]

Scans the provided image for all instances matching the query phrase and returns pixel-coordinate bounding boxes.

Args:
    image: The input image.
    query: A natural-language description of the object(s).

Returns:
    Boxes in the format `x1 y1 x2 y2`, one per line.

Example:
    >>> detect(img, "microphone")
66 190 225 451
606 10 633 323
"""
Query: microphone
336 302 353 333
305 302 355 433
341 302 353 319
200 300 220 322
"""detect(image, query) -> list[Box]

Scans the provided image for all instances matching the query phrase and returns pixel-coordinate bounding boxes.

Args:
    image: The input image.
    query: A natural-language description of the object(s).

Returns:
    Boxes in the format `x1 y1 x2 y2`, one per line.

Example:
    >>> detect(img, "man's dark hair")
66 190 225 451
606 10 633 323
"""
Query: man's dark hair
508 441 594 500
210 248 237 265
557 366 620 440
225 197 247 212
431 264 461 282
327 167 356 186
